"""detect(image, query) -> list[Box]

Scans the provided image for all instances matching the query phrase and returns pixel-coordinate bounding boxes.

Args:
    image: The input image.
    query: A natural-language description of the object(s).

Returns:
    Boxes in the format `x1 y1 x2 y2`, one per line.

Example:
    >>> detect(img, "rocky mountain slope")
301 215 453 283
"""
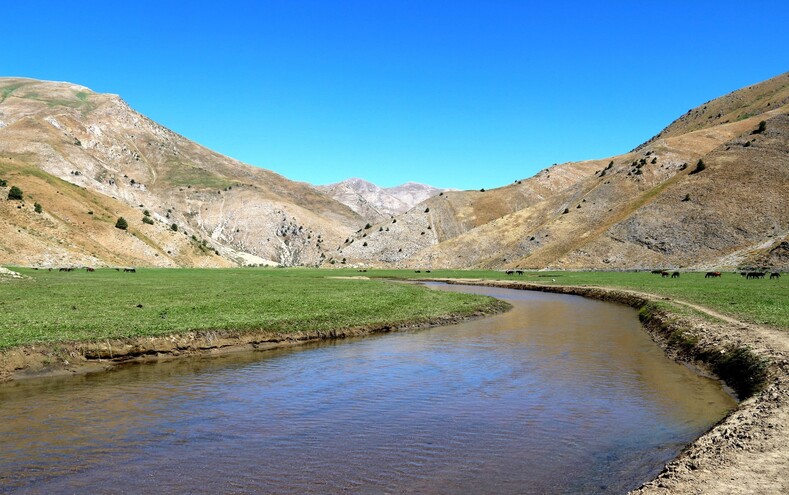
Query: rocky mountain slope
340 72 789 271
2 72 787 270
0 78 363 267
317 178 448 224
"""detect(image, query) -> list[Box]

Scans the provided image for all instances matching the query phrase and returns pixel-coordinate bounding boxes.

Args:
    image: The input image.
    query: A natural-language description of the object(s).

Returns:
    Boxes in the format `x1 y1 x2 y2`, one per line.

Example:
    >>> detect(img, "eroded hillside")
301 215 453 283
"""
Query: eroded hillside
0 78 362 266
342 72 789 271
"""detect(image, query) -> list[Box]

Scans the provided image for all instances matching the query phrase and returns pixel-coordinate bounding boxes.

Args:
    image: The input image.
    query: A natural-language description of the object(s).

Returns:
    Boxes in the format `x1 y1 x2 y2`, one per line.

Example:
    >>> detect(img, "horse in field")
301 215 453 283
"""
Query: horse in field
770 272 781 280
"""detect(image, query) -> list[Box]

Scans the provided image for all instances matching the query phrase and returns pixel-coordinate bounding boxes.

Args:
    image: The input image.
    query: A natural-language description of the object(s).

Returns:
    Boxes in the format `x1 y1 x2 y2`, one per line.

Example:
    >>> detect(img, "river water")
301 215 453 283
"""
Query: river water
0 284 735 494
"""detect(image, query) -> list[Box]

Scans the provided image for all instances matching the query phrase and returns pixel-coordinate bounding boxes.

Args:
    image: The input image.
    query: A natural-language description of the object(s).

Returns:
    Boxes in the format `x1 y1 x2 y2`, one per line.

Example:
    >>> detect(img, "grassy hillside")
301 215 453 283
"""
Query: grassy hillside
0 154 233 268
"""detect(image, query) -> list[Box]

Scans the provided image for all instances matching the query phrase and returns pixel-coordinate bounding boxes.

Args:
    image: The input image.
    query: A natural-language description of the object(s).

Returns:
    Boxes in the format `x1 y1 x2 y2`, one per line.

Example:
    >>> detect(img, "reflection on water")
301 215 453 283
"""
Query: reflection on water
0 284 735 494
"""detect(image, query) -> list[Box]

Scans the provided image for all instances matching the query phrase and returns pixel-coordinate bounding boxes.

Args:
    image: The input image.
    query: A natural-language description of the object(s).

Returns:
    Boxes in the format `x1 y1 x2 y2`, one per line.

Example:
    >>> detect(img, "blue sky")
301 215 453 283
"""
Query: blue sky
3 1 788 190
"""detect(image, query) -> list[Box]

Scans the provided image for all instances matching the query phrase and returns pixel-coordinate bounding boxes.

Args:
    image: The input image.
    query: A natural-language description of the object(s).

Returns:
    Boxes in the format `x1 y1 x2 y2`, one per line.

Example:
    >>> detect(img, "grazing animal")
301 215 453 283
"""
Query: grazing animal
425 270 431 273
124 268 137 273
671 271 680 278
505 270 514 275
770 272 781 280
747 272 766 279
86 267 95 272
705 271 722 278
516 270 524 275
661 271 670 278
651 270 663 275
415 270 421 273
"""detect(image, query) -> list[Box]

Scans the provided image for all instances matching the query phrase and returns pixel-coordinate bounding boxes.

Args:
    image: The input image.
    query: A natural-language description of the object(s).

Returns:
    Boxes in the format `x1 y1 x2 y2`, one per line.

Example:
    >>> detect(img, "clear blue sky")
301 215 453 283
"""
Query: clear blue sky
3 1 787 190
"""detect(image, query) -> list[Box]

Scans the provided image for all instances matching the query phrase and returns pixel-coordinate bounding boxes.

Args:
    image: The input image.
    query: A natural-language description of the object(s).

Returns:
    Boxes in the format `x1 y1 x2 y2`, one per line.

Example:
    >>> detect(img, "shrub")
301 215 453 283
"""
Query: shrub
34 202 42 213
752 120 766 134
689 159 706 175
142 216 154 225
171 223 178 232
362 242 368 246
0 179 6 187
115 217 128 230
682 194 690 202
7 185 23 200
143 209 151 217
480 188 485 192
562 208 569 214
424 207 430 213
364 223 372 229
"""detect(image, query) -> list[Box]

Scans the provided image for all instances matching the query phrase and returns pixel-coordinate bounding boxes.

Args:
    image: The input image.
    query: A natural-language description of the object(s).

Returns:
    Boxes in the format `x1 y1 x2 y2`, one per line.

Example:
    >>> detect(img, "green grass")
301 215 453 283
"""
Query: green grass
1 267 784 351
163 161 235 189
341 269 788 330
0 82 26 103
0 268 505 350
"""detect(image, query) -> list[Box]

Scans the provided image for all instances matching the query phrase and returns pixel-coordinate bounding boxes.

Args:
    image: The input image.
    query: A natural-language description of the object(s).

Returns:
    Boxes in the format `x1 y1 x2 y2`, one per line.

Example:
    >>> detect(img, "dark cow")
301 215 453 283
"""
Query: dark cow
705 271 722 278
671 271 680 278
770 272 781 280
651 270 663 275
414 270 421 273
505 270 514 275
661 271 670 278
747 272 766 279
515 270 524 275
124 268 137 273
86 267 95 272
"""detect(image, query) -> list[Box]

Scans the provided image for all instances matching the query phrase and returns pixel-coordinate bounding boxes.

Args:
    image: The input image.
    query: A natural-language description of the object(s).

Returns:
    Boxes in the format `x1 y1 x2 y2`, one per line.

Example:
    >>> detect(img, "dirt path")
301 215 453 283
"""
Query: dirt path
441 278 789 494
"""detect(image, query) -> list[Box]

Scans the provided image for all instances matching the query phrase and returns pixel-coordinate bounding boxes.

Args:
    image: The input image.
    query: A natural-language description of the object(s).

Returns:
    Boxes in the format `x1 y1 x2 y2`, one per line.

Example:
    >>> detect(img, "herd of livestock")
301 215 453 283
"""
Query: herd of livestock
34 267 783 279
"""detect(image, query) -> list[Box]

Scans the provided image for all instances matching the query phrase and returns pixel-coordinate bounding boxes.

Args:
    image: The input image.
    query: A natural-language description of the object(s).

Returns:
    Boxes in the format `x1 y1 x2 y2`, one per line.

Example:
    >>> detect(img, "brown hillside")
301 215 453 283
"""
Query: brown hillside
345 72 789 271
0 155 235 268
637 71 789 149
0 78 362 266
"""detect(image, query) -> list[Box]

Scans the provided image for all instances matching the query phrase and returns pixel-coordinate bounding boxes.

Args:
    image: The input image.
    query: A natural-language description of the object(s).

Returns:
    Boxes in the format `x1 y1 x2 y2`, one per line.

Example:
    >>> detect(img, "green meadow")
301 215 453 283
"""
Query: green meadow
0 268 505 350
0 267 785 350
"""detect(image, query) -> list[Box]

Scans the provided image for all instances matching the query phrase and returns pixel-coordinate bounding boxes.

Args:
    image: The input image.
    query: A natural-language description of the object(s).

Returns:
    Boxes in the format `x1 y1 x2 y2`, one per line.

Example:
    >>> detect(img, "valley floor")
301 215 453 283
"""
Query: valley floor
1 267 787 493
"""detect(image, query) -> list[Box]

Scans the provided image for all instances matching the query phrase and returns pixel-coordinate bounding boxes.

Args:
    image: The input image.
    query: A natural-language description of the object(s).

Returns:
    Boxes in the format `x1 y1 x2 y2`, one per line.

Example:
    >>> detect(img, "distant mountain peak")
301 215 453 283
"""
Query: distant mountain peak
317 178 449 222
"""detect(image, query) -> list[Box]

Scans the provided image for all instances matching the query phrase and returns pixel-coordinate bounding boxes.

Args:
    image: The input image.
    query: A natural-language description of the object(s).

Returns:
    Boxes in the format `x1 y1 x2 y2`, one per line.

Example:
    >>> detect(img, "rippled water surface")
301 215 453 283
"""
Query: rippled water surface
0 284 735 494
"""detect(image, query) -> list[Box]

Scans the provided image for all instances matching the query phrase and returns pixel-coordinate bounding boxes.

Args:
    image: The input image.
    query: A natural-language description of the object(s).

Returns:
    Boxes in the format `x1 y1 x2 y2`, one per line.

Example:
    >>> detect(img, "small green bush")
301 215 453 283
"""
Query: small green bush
143 209 151 217
171 223 178 232
689 159 706 175
142 216 154 225
115 217 128 230
34 202 42 213
7 185 23 200
0 179 7 187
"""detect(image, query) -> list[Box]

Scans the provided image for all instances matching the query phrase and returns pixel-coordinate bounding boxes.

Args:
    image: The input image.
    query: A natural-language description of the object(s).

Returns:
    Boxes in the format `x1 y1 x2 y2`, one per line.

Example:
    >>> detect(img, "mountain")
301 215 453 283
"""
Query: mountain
0 78 362 267
317 178 449 224
340 71 789 271
2 73 787 271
